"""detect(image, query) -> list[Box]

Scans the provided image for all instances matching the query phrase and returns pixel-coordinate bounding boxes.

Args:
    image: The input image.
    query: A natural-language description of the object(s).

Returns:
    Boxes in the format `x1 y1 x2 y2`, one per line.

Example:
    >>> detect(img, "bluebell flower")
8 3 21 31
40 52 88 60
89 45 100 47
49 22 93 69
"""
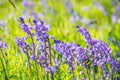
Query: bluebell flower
19 17 32 35
115 6 120 12
0 41 7 49
77 27 92 44
22 0 34 8
111 14 118 23
33 19 49 42
0 21 5 27
94 1 107 15
65 0 73 14
109 59 120 72
53 39 88 68
15 37 30 54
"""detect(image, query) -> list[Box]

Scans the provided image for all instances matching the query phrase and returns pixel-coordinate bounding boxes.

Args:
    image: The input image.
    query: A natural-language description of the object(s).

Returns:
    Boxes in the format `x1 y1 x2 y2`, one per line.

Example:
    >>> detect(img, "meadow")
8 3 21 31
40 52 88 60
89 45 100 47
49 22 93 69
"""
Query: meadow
0 0 120 80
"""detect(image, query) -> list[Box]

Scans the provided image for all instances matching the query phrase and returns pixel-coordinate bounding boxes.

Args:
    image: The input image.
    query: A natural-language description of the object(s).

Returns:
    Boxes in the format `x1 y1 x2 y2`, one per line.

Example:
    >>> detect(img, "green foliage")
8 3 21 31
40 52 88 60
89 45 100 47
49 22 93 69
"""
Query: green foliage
0 0 120 79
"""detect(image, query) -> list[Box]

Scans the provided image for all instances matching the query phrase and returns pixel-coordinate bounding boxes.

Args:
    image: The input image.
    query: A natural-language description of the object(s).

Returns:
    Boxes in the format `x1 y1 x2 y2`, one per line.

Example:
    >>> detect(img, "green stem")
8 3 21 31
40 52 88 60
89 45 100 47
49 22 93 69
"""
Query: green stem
48 38 54 80
93 55 95 80
8 0 17 10
35 62 39 80
51 72 54 80
44 41 49 80
0 50 8 80
86 68 90 80
48 38 52 66
30 34 36 55
27 52 32 80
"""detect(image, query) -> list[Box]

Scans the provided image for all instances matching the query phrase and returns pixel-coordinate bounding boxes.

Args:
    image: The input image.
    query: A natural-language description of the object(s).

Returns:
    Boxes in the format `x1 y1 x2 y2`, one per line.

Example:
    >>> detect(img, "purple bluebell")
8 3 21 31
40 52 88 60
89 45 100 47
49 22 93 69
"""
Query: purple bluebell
22 0 34 8
0 41 7 49
19 17 32 35
31 54 39 61
65 0 73 14
111 14 118 23
33 19 49 42
0 21 5 31
88 39 113 66
45 65 57 74
77 27 114 70
93 1 107 15
15 37 30 54
77 27 92 44
31 53 59 74
115 6 120 12
109 59 120 72
0 21 5 27
53 39 88 68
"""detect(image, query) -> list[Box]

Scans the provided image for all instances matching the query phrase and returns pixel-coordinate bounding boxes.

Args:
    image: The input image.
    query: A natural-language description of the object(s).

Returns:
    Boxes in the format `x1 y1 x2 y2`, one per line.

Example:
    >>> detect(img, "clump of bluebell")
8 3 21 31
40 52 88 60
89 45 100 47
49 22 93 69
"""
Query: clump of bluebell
15 17 120 80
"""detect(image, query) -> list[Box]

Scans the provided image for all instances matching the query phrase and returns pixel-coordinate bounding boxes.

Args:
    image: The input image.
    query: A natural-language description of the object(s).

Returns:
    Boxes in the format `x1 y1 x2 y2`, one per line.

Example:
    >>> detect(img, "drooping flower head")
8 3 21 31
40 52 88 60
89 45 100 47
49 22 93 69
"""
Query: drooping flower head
77 26 92 44
33 19 49 42
19 17 32 35
76 26 114 66
15 37 30 54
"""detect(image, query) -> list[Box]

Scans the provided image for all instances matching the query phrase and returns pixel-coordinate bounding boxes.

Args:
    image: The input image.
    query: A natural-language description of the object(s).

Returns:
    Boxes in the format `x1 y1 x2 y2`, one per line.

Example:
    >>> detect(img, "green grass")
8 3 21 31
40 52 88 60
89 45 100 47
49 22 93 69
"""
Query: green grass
0 0 120 80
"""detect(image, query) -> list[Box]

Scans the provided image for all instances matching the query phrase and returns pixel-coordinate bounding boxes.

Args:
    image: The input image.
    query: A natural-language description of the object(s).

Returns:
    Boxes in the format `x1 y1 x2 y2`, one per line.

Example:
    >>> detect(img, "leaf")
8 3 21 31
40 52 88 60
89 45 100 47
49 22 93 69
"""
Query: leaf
0 58 8 80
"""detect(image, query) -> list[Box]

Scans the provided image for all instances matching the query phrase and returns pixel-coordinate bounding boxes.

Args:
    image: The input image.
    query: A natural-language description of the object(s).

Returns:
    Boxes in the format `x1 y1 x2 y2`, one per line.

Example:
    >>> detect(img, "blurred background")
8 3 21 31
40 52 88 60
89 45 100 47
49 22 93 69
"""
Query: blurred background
0 0 120 64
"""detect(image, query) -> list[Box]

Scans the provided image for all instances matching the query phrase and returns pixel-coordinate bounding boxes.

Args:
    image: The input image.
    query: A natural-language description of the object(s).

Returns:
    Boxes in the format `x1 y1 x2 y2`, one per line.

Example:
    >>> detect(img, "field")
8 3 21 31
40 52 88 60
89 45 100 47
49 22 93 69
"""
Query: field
0 0 120 80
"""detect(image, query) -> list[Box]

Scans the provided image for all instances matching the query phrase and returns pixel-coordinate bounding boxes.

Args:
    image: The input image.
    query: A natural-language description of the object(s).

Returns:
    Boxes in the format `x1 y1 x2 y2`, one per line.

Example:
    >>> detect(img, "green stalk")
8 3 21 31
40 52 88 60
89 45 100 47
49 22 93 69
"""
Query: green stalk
35 62 39 80
48 38 52 66
0 58 8 80
48 38 54 80
92 55 95 80
30 34 39 80
25 47 32 80
86 68 90 80
30 34 36 55
0 50 8 80
26 52 32 80
44 41 49 80
8 0 17 10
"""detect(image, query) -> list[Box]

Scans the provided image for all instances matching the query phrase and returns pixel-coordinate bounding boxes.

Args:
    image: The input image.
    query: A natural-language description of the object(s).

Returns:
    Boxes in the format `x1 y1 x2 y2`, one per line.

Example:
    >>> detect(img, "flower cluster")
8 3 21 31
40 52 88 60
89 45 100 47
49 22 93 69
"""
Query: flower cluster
33 19 49 42
53 40 88 69
15 17 120 80
16 17 59 75
15 37 30 54
19 17 32 35
77 26 120 78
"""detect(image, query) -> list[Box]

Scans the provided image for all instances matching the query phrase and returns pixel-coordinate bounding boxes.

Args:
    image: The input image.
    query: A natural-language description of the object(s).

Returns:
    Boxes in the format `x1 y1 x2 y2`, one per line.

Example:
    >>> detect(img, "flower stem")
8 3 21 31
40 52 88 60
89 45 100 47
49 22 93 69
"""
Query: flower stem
86 68 90 80
27 52 32 80
48 38 54 80
92 55 95 80
35 62 39 80
44 41 49 80
101 66 105 80
48 38 52 66
0 49 9 80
